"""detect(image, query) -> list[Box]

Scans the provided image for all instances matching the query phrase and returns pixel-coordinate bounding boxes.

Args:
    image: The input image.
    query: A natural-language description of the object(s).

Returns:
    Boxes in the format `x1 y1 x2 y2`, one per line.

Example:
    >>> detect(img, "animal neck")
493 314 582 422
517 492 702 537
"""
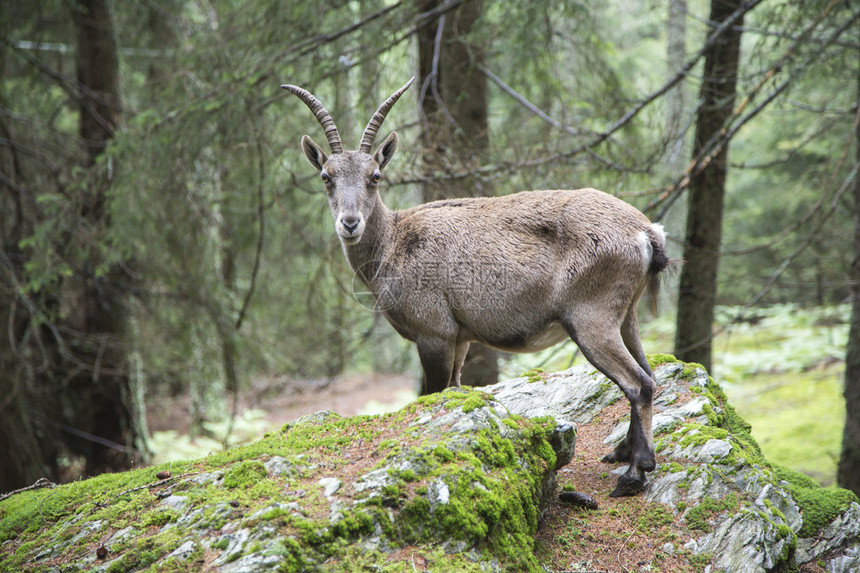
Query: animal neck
342 194 393 283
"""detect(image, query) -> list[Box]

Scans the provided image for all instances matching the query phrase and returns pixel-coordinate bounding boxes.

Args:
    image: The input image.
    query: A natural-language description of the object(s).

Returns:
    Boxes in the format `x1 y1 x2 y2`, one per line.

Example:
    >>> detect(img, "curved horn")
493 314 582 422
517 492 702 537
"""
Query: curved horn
359 77 415 154
281 84 343 154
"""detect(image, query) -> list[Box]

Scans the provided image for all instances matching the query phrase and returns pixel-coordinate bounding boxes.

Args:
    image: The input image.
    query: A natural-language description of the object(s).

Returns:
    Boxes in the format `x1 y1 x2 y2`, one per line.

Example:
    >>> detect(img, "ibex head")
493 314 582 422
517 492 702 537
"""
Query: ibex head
282 78 414 245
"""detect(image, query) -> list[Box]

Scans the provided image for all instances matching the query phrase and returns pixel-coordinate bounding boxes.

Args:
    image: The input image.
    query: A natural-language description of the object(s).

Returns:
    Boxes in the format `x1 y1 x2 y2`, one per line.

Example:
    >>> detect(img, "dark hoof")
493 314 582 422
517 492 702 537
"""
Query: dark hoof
559 491 599 510
609 474 647 497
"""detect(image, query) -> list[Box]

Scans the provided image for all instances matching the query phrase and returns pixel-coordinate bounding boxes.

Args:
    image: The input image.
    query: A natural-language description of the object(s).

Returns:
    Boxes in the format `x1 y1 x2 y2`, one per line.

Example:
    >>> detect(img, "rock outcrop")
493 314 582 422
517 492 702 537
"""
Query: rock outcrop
1 356 859 572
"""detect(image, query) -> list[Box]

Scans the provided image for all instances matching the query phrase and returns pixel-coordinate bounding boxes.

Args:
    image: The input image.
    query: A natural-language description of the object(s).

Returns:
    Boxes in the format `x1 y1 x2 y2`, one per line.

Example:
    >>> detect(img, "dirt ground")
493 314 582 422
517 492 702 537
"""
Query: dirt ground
147 372 419 435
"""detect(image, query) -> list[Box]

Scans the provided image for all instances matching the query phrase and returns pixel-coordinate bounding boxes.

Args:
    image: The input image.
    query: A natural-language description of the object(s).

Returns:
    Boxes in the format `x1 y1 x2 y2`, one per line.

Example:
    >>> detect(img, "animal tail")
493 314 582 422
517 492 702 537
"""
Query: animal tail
645 223 682 316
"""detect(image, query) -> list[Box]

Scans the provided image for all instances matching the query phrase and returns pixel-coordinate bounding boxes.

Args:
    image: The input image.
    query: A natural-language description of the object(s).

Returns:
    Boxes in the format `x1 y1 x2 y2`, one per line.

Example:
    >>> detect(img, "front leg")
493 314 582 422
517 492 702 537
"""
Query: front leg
417 338 456 395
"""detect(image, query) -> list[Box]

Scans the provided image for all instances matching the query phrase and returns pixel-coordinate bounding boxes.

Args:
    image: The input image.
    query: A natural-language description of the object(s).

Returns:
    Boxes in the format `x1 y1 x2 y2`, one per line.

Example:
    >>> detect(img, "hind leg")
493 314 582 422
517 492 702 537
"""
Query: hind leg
563 315 656 497
603 304 656 466
451 341 470 387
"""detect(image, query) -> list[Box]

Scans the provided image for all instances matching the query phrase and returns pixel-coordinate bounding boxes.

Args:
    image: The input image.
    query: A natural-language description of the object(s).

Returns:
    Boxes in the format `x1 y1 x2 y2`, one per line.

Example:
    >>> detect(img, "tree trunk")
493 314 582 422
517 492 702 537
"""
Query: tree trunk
673 0 745 372
62 0 151 475
416 0 498 390
76 0 120 168
837 45 860 496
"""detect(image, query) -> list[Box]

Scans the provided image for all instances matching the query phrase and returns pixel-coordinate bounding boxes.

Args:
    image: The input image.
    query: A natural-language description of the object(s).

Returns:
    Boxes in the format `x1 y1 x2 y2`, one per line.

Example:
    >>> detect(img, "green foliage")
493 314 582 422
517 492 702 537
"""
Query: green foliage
713 304 848 484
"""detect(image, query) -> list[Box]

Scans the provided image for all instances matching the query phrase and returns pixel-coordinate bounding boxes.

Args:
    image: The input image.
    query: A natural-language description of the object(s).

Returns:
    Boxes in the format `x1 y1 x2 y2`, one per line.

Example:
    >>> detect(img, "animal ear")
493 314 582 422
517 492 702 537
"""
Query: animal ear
301 135 327 172
373 132 398 170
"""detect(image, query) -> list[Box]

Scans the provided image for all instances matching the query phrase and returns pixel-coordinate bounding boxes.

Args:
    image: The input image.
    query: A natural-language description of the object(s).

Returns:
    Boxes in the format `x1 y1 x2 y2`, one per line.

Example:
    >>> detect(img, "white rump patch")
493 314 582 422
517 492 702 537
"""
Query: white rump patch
650 223 667 245
637 223 667 272
636 230 653 273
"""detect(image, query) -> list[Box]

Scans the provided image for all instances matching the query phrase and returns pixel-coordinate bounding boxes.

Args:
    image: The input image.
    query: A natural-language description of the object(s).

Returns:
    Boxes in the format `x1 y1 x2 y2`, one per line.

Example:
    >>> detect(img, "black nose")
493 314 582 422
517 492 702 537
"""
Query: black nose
342 216 360 233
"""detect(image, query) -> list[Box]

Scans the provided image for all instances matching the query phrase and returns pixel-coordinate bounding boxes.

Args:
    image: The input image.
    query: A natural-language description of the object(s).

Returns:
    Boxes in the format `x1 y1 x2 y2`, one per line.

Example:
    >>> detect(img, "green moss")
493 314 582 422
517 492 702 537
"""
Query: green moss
687 551 713 571
668 421 759 468
661 462 685 475
432 446 455 463
522 367 546 384
681 363 706 381
636 504 674 533
773 465 859 538
416 388 493 415
662 372 768 470
392 412 555 571
142 509 179 527
702 377 764 460
378 438 398 452
647 353 679 369
774 465 820 490
321 545 489 572
598 380 615 396
0 465 162 544
685 494 739 532
460 393 487 413
677 425 728 448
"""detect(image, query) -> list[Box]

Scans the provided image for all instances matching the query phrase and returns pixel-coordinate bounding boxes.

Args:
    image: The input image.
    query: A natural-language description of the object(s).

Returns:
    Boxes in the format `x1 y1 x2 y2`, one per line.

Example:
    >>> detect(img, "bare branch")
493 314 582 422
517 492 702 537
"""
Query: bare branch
649 1 860 219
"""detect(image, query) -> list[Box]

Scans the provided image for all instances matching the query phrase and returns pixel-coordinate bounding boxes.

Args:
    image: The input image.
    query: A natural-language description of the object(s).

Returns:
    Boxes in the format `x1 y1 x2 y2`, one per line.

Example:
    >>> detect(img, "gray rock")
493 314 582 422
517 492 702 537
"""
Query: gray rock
427 478 450 509
219 552 283 572
166 540 196 560
490 367 622 423
318 477 341 498
827 543 860 573
675 438 732 463
210 528 250 567
159 494 188 511
696 507 794 573
645 470 688 508
353 467 396 496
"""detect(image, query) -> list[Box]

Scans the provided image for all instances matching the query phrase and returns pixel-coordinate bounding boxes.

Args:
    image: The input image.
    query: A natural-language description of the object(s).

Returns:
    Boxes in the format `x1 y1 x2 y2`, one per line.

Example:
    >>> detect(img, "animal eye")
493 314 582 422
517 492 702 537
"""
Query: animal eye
321 172 330 184
371 172 381 184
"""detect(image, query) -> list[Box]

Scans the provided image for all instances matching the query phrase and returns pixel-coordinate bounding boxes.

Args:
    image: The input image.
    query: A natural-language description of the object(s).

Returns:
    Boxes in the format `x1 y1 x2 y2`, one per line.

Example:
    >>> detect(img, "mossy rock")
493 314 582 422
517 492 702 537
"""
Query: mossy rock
773 465 859 538
0 387 565 572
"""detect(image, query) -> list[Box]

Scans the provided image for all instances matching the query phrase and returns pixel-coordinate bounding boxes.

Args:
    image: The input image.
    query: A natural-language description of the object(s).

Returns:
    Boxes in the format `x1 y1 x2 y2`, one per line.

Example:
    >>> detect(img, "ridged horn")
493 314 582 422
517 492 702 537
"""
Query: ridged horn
281 84 343 154
359 77 415 153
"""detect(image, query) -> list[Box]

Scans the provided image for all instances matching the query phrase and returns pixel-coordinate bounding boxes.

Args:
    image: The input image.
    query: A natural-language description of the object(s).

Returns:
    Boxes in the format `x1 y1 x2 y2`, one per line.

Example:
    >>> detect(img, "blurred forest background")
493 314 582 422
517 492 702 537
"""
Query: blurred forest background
2 0 860 496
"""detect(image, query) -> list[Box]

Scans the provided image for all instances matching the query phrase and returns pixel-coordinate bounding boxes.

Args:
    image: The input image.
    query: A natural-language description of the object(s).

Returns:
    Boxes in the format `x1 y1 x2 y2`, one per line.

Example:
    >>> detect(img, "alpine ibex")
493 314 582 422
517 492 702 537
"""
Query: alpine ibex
282 77 676 497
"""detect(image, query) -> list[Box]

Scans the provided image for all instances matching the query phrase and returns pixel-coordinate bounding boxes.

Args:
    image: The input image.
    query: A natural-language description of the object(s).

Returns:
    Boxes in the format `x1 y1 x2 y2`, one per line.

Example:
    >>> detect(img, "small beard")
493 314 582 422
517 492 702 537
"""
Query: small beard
340 235 362 245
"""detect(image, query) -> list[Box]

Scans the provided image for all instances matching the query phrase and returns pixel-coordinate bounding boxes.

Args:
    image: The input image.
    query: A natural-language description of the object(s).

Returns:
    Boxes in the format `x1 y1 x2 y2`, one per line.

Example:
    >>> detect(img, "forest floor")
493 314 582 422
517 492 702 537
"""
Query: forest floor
147 372 418 437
